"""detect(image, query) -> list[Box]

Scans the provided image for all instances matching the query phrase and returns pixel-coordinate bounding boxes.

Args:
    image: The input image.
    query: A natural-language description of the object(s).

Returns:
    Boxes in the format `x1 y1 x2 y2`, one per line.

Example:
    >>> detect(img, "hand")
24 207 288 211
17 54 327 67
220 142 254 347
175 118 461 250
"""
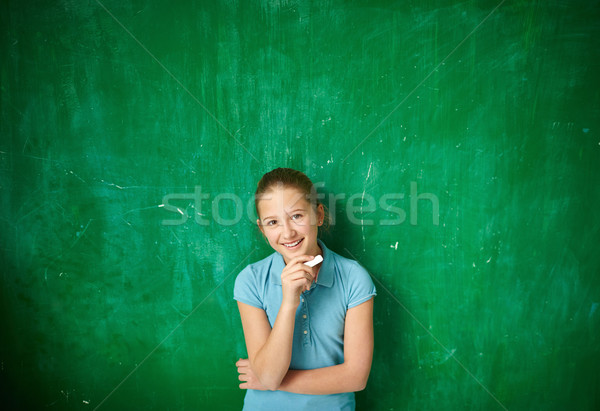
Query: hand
236 358 268 391
280 255 316 307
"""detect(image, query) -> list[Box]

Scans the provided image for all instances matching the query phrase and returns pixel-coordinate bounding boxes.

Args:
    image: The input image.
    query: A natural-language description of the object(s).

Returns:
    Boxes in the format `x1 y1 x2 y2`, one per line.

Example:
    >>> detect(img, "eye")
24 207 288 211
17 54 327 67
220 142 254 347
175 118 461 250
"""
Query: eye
291 214 303 220
266 220 277 226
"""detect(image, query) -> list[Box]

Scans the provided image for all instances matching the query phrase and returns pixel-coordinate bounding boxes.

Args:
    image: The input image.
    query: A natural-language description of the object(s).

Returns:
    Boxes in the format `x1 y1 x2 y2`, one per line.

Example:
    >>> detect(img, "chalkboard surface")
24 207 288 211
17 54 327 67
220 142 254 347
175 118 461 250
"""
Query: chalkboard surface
1 1 599 410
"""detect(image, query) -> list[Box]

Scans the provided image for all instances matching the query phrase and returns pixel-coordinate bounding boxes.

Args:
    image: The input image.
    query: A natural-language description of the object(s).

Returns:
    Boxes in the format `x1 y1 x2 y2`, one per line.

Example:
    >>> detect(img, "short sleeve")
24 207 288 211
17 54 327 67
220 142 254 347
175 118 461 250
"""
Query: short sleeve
347 262 377 308
233 265 264 309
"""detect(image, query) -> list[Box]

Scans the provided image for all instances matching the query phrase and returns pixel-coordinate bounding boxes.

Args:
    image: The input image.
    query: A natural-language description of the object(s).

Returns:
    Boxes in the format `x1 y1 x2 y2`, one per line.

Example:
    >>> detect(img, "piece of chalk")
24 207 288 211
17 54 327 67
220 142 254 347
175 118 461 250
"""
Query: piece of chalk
304 255 323 267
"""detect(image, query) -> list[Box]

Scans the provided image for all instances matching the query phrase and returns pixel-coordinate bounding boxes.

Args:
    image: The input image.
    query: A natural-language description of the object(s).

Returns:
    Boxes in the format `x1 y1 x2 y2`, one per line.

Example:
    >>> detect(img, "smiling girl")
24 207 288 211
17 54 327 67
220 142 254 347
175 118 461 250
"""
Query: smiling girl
234 168 376 410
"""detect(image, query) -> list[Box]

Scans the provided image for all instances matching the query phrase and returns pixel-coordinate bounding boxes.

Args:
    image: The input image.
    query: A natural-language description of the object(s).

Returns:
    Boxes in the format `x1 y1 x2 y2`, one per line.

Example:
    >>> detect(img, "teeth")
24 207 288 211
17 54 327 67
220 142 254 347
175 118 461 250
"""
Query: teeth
283 239 302 248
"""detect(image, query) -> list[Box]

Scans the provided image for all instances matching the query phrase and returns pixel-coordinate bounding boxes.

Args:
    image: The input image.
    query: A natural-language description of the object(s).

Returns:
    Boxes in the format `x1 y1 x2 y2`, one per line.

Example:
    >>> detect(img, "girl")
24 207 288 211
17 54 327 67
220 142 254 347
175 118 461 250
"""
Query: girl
234 168 376 410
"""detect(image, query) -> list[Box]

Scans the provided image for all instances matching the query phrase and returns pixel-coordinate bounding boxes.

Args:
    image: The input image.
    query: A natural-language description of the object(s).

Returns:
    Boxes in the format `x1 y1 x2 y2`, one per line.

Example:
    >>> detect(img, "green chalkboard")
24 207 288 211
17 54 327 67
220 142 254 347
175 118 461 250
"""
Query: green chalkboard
1 0 599 410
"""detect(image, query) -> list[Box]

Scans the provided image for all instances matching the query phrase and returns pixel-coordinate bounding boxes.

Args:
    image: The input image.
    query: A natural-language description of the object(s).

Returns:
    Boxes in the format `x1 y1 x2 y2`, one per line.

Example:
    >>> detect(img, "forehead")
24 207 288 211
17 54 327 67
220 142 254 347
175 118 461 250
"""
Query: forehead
257 186 310 215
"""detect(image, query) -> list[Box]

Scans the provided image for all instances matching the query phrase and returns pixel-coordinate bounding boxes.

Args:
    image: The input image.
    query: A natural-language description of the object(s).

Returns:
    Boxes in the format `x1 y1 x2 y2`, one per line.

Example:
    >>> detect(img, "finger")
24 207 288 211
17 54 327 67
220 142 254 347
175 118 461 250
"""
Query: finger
239 382 247 390
281 265 314 279
287 276 313 288
284 265 315 278
287 269 314 281
285 255 315 266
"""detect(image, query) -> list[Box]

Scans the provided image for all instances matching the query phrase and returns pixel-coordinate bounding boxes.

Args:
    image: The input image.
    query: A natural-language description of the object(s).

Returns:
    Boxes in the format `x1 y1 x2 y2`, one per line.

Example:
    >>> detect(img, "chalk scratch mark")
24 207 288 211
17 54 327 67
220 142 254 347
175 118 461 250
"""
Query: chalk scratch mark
101 180 124 189
156 255 165 266
67 169 87 183
360 163 374 252
170 304 188 318
22 136 30 153
179 159 197 174
170 228 183 245
20 154 62 164
71 219 92 248
17 203 47 223
121 205 161 216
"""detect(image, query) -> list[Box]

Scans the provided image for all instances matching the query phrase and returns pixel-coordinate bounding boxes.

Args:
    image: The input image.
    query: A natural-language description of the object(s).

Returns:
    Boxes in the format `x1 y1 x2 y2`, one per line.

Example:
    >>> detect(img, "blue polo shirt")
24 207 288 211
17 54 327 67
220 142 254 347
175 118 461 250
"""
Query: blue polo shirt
233 240 376 411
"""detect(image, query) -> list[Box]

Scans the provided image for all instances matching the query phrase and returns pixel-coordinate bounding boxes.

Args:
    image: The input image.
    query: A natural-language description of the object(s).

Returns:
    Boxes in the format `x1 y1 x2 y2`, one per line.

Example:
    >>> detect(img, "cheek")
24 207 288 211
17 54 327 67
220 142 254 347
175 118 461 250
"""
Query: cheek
301 223 318 237
263 229 279 244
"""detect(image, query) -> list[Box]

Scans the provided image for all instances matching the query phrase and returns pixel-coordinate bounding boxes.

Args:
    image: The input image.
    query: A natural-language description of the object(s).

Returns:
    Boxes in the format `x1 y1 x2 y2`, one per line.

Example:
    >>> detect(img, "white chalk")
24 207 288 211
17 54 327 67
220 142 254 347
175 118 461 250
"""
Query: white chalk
304 255 323 267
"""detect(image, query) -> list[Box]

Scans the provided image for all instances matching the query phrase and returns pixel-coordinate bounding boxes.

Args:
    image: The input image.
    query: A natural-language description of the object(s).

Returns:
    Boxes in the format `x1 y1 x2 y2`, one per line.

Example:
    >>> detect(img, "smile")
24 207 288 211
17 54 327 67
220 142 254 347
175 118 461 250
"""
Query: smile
282 238 303 248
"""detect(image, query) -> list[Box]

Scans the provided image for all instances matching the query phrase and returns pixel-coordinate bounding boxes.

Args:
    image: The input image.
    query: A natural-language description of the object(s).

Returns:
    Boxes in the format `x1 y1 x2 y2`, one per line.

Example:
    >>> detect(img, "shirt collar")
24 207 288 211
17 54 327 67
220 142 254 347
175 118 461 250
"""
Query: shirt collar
270 239 334 288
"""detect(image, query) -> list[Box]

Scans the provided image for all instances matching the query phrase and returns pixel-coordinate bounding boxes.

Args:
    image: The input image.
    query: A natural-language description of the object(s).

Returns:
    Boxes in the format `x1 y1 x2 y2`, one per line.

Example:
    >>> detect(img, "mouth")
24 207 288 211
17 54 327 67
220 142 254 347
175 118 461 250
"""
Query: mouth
282 238 304 249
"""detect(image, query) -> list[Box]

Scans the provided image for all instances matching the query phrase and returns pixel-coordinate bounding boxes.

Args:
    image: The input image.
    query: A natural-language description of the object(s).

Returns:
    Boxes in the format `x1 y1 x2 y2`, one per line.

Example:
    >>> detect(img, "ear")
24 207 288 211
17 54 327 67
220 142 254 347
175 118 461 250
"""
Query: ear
317 204 325 226
256 218 265 236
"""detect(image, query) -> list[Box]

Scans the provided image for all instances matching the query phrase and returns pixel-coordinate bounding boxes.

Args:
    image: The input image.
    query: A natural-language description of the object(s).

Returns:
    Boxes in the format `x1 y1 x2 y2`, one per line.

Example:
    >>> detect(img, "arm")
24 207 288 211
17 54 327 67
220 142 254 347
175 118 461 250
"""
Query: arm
278 297 374 394
237 255 315 391
237 297 374 394
237 300 296 390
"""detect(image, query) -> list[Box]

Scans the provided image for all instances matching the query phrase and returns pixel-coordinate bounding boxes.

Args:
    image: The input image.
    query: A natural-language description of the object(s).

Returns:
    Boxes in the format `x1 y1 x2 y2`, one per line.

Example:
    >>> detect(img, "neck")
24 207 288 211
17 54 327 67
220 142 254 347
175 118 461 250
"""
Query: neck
308 242 322 258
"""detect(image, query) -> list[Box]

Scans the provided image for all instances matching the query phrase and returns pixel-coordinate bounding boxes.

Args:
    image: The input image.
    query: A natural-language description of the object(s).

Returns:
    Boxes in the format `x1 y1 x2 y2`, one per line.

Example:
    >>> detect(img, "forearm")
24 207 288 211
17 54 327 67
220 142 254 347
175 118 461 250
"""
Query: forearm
251 304 297 390
278 362 369 395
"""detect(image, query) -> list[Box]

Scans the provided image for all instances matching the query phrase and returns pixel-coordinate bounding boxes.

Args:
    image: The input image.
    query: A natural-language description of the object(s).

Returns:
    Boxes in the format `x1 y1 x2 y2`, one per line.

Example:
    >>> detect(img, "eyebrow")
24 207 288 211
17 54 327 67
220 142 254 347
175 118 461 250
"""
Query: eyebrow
261 208 307 222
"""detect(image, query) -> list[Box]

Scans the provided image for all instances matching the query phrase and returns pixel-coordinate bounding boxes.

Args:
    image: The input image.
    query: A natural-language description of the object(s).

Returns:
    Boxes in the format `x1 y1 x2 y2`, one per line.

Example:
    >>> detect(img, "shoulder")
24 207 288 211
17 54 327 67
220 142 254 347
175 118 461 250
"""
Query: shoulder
233 251 281 308
235 252 277 285
326 247 377 308
328 247 370 280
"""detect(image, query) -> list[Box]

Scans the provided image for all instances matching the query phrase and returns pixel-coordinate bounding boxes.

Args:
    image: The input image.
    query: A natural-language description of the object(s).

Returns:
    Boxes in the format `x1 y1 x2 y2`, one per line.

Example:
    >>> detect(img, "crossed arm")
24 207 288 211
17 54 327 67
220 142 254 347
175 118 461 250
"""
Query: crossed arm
236 297 374 394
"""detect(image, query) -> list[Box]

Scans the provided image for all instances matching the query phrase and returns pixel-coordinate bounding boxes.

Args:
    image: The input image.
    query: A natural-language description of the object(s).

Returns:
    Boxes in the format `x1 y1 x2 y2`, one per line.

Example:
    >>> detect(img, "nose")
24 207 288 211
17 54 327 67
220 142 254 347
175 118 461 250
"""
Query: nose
281 219 297 239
